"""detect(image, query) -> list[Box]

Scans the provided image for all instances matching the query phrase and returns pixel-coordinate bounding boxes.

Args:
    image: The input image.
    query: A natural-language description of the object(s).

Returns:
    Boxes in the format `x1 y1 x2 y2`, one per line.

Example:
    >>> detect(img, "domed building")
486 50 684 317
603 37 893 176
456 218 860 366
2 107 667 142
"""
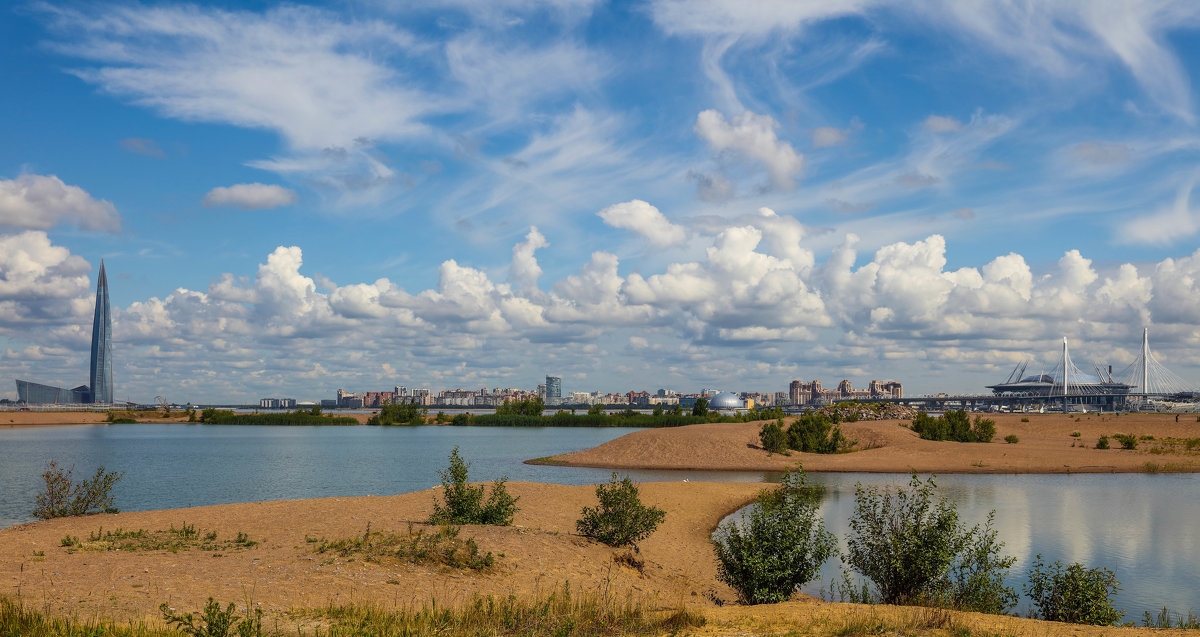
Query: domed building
708 391 744 411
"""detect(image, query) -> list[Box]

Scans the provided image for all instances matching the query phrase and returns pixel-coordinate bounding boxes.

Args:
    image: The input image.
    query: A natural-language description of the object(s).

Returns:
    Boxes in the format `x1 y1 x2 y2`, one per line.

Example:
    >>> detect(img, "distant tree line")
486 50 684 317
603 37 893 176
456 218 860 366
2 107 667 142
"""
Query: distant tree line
197 407 357 426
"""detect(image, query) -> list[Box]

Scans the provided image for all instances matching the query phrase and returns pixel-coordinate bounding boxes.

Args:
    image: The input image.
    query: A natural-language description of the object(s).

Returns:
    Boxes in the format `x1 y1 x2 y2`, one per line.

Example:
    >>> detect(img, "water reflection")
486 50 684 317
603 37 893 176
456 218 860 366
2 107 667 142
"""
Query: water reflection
723 472 1200 619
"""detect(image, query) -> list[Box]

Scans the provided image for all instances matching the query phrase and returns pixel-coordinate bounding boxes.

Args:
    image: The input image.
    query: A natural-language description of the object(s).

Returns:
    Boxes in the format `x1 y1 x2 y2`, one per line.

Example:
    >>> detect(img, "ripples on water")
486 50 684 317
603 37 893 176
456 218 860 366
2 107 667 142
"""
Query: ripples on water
1 423 1195 620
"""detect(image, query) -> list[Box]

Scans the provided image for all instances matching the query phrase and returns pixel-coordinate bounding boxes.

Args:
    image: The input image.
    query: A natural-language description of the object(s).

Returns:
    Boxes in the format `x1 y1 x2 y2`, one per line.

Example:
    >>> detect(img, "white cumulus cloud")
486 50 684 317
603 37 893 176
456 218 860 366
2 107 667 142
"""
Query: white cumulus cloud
695 109 803 190
203 183 298 209
0 174 121 232
596 200 686 246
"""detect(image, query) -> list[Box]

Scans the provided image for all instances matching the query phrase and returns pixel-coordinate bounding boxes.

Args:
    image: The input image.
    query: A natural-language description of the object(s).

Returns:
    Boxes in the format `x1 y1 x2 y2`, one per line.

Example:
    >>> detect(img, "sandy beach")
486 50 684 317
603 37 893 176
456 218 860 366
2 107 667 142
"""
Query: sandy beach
541 413 1200 474
1 482 761 626
2 481 1189 635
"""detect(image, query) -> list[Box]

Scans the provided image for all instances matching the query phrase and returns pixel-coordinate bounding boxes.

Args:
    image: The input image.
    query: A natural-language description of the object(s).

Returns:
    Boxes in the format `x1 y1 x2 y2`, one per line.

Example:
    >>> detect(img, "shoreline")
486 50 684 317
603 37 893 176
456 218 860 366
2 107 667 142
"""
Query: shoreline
1 481 1184 636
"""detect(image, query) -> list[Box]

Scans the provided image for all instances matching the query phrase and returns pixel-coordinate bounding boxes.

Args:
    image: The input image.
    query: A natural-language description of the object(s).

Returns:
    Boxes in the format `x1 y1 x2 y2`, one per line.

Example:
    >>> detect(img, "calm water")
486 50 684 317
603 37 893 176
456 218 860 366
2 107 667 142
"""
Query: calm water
722 472 1200 620
1 424 1196 619
0 423 767 528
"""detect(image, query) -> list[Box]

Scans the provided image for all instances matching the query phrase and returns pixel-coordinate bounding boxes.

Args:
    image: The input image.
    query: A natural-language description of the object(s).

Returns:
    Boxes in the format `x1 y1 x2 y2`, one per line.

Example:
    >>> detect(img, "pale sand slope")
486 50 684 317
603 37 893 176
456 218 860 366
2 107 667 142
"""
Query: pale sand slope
0 481 762 628
543 413 1200 473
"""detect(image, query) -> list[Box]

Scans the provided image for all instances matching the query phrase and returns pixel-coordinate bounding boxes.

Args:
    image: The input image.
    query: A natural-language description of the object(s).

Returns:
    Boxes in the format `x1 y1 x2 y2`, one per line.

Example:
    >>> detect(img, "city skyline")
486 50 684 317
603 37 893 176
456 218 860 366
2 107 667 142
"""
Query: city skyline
3 2 1200 403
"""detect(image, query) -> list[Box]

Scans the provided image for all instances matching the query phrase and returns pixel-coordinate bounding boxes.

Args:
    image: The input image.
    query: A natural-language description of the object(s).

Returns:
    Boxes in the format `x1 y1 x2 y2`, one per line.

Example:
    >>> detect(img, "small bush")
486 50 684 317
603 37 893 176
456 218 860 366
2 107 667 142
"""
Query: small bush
429 447 519 526
1071 431 1082 438
1025 555 1123 625
787 413 855 453
32 461 123 520
1096 435 1110 450
1112 433 1138 450
910 410 996 443
576 473 665 548
758 420 788 454
1020 417 1030 423
160 598 262 637
844 473 1016 613
1004 434 1019 444
366 402 426 426
713 468 835 604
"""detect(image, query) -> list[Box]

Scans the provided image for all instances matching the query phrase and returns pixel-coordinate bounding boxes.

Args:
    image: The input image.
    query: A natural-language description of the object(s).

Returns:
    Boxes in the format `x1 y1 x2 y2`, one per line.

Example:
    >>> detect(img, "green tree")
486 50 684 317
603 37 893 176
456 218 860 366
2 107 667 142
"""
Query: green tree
692 397 709 417
429 447 520 525
576 473 666 547
670 403 683 416
759 420 788 454
587 403 605 416
33 461 124 519
844 473 1016 612
713 469 835 604
652 403 664 417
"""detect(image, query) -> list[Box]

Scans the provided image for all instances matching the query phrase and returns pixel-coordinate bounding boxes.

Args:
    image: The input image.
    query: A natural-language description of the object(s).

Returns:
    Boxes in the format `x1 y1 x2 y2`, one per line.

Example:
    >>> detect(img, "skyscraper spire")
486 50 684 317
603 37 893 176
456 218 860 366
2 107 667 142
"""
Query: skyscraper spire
89 260 112 404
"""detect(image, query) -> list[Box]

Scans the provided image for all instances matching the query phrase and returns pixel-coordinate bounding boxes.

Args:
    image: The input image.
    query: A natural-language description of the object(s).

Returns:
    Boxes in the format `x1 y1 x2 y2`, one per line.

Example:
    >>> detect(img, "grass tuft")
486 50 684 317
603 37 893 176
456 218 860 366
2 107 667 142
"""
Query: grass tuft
292 582 704 636
315 522 494 571
57 524 257 554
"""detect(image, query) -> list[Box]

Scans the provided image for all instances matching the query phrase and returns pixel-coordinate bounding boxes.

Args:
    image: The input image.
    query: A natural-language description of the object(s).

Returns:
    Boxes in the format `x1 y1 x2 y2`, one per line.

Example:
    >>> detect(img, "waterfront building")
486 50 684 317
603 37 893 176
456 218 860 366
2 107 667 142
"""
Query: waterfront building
545 375 562 405
15 261 113 404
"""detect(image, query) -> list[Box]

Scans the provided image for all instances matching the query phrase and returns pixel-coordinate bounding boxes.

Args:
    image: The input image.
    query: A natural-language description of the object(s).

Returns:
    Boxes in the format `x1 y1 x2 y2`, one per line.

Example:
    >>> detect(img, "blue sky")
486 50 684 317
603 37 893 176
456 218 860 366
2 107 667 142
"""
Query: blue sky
3 0 1200 403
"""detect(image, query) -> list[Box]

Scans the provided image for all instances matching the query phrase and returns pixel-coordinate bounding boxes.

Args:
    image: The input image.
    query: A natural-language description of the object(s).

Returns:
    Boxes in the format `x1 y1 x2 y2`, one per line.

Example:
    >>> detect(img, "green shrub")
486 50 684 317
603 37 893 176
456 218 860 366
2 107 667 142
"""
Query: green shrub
844 473 1016 613
1112 433 1138 450
910 410 994 443
33 461 123 520
713 469 835 604
1004 434 1019 444
428 447 519 526
1020 417 1030 422
160 598 262 637
692 397 709 416
1096 435 1110 449
787 413 855 453
759 420 788 454
366 402 426 426
576 473 665 548
495 397 544 416
1025 556 1123 625
1071 431 1082 438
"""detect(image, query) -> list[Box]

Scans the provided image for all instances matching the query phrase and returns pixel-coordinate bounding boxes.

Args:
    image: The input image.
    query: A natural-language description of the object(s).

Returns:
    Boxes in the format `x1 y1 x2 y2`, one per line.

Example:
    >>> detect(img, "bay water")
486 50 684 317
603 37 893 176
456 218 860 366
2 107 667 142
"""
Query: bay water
1 423 1196 619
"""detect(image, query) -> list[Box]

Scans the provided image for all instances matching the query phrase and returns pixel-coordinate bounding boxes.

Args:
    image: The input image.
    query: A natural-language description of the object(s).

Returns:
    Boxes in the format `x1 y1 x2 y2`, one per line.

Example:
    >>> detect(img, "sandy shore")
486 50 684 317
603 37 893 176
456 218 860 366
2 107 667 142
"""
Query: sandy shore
3 482 1187 636
0 482 762 627
541 413 1200 474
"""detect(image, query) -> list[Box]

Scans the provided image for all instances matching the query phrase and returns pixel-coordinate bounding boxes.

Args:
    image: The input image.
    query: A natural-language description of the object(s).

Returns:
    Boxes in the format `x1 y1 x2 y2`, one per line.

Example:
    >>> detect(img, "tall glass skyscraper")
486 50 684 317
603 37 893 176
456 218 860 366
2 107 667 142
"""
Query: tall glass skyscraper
14 261 112 404
545 375 562 405
89 260 112 404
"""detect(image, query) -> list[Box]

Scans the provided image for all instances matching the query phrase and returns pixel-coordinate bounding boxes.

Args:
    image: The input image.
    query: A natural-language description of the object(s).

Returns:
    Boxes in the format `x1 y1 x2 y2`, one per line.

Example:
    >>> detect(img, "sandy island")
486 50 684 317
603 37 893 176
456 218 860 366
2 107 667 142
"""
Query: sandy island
539 413 1200 474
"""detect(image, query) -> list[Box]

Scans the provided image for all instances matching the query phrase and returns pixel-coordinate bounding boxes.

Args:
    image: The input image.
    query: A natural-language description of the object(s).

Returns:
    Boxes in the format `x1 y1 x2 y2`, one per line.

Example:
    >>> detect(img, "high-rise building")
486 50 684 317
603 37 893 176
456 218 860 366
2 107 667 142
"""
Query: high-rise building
545 375 562 405
89 261 113 404
15 261 113 404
